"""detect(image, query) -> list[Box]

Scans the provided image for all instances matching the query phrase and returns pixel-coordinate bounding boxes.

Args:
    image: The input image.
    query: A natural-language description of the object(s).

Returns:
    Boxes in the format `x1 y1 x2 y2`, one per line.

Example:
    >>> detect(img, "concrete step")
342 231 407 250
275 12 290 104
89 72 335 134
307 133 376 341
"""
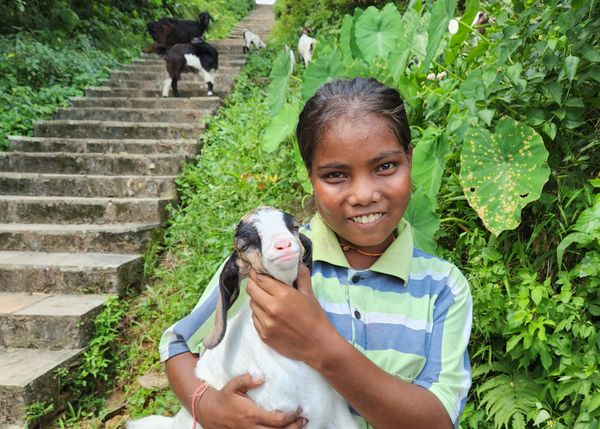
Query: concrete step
127 56 246 67
55 107 210 123
68 96 221 110
33 119 204 139
0 347 84 426
0 292 112 349
0 152 187 175
106 75 235 89
110 65 241 81
85 85 231 98
0 196 173 224
0 223 160 253
0 251 142 295
7 136 198 155
0 173 178 198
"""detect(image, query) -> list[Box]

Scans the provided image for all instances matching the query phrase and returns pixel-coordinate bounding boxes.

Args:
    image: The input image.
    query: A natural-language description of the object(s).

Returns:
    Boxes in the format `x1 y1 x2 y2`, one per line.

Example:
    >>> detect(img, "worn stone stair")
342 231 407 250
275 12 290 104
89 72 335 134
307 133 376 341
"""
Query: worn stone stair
0 5 274 427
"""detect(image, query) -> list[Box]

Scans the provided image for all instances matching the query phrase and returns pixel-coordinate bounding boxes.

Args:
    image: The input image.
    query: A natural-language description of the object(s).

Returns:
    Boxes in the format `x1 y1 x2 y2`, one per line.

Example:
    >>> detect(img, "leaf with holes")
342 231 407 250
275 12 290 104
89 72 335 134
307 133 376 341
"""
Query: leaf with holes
460 117 550 236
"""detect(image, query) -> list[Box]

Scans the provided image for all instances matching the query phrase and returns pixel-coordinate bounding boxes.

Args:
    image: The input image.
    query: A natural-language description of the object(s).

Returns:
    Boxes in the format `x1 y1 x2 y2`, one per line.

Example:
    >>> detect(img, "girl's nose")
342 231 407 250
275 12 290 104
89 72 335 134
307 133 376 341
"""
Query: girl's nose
348 181 380 206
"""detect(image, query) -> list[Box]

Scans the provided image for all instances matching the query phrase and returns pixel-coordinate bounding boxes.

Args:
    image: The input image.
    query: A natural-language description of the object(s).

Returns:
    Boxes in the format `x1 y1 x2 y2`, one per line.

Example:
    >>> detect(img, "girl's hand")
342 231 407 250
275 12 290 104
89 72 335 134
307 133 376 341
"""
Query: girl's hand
246 264 340 366
196 373 306 429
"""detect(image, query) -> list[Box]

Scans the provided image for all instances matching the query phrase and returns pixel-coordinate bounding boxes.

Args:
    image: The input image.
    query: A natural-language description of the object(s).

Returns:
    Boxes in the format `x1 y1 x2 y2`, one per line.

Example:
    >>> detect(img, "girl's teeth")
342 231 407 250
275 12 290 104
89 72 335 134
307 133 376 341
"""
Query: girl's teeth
352 213 382 224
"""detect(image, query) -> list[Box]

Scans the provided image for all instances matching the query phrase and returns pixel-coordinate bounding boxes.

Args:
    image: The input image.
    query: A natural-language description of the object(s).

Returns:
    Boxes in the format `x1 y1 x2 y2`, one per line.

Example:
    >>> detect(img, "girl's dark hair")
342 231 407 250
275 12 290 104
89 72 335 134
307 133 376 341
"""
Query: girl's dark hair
296 77 411 171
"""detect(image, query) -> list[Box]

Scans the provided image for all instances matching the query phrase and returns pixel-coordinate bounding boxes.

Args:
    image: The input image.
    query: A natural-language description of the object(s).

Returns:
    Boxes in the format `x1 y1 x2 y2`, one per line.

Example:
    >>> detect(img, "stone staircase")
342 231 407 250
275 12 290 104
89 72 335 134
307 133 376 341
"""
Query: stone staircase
0 5 274 428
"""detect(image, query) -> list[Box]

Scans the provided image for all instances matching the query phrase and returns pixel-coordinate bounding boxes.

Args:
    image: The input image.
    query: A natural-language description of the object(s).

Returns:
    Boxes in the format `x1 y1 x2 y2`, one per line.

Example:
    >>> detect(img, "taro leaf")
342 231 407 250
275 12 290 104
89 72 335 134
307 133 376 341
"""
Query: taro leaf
446 0 480 65
412 127 448 202
388 8 422 81
301 48 344 101
354 3 402 62
460 117 550 236
423 0 457 71
404 186 440 255
262 102 299 153
340 14 355 66
266 48 292 116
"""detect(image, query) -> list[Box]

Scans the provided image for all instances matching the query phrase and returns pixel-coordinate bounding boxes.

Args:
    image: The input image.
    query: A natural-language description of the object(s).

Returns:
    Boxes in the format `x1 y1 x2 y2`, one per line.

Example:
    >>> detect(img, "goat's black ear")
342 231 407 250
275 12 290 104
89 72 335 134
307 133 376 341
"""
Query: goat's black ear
204 252 241 349
299 233 313 273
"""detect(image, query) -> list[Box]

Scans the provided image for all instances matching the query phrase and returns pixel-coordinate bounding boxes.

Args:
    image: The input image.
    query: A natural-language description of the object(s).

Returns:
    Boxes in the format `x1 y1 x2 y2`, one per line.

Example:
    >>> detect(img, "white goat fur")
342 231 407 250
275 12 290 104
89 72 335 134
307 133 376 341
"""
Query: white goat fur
298 31 316 66
128 207 358 429
242 29 267 52
162 54 215 97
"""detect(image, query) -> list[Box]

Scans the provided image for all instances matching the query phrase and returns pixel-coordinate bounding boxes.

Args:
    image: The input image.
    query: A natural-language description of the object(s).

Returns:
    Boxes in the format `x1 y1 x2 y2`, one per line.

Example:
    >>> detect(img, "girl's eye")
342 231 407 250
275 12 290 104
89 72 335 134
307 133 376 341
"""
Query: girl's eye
324 171 346 180
377 162 397 172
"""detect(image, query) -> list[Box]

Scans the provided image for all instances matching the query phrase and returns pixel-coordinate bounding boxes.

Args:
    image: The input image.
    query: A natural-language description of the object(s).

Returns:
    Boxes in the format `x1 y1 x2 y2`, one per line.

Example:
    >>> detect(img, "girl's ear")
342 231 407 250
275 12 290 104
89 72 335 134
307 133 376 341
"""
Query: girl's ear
299 233 313 273
204 252 242 349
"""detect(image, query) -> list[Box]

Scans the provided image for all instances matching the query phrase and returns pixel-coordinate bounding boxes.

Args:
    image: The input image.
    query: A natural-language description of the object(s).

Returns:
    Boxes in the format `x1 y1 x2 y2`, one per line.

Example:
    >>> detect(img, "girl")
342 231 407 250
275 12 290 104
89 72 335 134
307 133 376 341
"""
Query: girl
159 77 472 428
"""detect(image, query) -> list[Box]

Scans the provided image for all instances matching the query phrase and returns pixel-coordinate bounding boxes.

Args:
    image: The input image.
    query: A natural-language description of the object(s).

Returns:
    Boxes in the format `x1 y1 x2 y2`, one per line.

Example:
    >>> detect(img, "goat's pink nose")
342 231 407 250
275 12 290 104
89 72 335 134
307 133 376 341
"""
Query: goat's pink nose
274 238 292 250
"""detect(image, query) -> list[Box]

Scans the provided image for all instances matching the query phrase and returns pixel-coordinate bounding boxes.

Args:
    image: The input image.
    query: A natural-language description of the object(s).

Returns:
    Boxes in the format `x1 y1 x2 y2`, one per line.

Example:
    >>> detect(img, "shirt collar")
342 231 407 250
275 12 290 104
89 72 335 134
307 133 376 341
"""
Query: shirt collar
307 213 413 283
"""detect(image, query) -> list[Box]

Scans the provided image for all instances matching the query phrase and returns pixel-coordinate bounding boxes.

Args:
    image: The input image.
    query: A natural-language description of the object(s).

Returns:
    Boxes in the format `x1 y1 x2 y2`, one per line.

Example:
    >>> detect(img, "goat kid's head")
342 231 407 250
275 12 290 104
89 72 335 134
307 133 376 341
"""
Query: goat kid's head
204 207 312 349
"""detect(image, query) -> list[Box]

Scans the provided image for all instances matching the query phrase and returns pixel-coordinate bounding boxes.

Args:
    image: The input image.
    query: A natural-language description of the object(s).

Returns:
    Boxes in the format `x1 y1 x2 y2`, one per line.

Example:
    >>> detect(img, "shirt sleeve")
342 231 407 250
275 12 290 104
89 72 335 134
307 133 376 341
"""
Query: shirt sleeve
412 265 473 428
158 260 225 362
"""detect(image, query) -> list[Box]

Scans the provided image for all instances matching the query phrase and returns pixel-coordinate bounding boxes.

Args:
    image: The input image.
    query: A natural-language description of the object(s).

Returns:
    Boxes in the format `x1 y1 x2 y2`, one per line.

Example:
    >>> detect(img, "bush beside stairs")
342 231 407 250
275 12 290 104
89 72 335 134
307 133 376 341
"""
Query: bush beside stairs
0 5 274 428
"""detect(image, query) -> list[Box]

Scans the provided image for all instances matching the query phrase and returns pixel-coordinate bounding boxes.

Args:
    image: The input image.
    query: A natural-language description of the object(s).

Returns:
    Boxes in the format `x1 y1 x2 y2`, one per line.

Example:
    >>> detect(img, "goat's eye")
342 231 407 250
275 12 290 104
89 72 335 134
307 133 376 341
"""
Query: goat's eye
239 244 249 252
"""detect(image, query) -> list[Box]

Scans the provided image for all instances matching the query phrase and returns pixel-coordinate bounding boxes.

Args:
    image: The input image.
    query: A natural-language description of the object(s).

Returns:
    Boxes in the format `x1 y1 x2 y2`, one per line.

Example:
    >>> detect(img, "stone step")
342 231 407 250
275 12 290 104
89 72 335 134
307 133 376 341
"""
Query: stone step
0 172 178 198
110 67 241 81
106 76 235 90
0 223 159 253
0 251 142 295
33 119 204 139
0 152 187 175
7 136 197 155
68 96 221 110
85 85 231 98
0 292 112 349
0 347 84 426
127 56 246 67
55 107 210 123
0 196 173 224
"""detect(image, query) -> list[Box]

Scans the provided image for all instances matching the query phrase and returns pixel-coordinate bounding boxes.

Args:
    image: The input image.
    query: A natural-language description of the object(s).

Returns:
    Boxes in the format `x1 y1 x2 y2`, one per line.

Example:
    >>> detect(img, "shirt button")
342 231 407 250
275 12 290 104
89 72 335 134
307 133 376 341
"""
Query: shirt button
351 274 361 283
354 310 361 319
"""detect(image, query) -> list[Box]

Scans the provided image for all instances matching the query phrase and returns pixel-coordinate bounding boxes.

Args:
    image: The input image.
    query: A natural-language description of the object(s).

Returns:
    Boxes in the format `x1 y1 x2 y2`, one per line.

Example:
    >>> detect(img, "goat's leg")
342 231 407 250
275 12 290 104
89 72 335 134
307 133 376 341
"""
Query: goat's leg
171 77 180 97
162 78 171 97
201 68 215 96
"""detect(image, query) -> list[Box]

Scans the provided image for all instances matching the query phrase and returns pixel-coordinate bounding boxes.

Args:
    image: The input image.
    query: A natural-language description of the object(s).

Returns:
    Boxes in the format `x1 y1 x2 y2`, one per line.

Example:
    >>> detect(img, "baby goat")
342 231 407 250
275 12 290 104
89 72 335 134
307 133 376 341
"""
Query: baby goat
297 27 316 66
128 207 359 429
242 29 267 53
162 38 218 97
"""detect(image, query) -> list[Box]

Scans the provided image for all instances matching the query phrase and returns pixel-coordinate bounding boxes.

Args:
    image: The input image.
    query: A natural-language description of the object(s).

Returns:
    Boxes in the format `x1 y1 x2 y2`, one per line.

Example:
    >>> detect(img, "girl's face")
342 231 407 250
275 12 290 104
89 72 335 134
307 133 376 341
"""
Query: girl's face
309 114 412 253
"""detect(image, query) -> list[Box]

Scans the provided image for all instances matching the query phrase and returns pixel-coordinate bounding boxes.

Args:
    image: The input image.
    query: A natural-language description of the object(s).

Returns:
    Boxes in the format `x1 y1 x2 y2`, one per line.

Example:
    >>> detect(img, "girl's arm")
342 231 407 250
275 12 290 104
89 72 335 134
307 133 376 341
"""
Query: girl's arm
164 352 307 429
247 265 464 429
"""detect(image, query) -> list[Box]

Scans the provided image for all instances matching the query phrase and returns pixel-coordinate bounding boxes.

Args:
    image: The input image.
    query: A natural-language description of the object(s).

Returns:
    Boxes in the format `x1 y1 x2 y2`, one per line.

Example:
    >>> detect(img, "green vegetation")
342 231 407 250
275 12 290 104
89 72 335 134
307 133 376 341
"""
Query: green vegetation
263 0 600 427
0 0 254 150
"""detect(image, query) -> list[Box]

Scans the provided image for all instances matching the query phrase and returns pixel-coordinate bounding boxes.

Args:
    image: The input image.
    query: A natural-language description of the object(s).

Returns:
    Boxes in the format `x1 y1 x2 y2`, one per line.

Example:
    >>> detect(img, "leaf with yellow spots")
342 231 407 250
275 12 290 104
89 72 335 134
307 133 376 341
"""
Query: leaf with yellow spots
460 117 550 236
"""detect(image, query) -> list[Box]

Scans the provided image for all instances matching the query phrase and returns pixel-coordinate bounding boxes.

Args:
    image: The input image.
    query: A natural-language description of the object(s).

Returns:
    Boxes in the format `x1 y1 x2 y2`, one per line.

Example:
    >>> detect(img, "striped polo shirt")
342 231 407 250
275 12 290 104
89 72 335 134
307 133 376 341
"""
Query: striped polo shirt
159 214 472 428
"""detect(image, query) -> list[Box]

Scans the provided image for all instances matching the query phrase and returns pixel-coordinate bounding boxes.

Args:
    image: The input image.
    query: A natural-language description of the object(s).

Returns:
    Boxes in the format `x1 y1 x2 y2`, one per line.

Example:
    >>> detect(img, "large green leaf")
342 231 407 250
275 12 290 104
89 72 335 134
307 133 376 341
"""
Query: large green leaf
301 48 344 101
266 48 292 116
423 0 457 71
262 102 299 153
411 127 448 203
404 186 440 255
460 117 550 236
354 3 402 62
445 0 480 65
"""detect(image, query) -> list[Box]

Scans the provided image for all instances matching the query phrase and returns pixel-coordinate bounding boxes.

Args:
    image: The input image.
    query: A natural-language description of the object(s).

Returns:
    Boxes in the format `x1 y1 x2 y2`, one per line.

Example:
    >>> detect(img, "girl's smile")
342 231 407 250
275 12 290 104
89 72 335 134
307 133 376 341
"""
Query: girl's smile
310 113 412 258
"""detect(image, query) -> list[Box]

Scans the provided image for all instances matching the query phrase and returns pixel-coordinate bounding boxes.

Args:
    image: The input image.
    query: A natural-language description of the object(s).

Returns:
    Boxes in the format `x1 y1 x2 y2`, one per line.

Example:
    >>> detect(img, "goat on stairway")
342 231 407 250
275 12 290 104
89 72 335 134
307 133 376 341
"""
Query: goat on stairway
162 38 219 97
242 29 266 53
145 12 214 55
127 207 359 429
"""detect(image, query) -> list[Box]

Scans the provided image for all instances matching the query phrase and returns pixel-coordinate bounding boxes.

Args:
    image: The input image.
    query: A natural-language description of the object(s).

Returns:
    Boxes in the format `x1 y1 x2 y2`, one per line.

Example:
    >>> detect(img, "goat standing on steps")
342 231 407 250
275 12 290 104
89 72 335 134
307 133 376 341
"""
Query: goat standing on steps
162 38 218 97
127 207 358 429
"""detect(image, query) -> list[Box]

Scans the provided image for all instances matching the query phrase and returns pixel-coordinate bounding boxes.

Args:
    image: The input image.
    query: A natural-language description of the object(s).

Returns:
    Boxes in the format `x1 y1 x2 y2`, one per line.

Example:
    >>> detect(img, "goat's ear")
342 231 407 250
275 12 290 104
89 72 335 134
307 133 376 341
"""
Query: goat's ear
299 233 313 273
204 253 242 349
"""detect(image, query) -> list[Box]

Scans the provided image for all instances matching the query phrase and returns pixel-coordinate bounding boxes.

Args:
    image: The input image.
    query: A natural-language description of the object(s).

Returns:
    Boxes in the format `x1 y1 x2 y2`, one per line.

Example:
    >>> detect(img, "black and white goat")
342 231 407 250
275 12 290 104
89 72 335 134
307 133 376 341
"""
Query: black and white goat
297 27 316 66
128 207 359 429
145 12 214 55
162 38 218 97
242 29 267 53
